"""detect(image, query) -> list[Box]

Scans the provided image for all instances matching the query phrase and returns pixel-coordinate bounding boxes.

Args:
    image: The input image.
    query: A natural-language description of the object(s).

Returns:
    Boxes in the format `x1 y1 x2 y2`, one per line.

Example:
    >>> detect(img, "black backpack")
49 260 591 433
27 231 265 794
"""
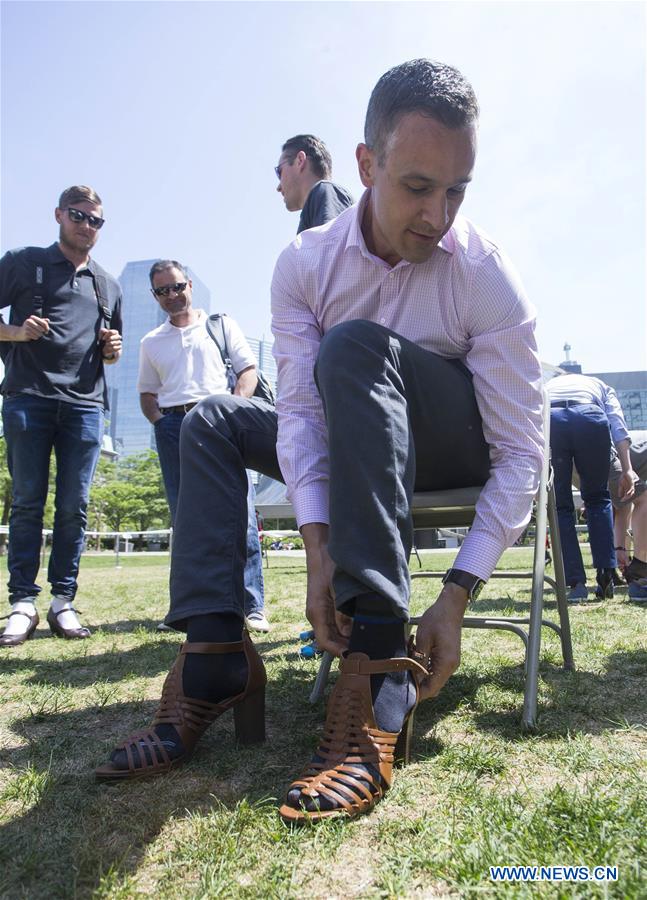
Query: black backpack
205 313 275 406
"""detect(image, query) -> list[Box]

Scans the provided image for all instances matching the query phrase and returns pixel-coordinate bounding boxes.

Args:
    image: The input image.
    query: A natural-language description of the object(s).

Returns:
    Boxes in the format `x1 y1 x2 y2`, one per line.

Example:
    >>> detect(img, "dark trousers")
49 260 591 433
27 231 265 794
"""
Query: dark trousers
550 404 616 585
167 321 490 627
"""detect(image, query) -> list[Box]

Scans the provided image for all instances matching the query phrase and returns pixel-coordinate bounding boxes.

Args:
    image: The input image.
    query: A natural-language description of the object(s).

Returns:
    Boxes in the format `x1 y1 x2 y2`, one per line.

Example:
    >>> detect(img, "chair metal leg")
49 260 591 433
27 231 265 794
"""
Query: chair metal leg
547 484 575 670
309 650 334 704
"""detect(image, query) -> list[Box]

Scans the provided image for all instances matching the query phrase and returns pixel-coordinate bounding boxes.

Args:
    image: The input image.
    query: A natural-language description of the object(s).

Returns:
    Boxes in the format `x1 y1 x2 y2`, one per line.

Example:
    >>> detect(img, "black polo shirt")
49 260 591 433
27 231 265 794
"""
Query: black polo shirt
0 243 122 408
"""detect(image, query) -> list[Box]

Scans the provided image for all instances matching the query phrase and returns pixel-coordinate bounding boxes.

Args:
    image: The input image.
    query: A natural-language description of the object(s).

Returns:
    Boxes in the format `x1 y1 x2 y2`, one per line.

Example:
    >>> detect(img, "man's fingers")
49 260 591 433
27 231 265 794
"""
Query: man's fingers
335 609 352 638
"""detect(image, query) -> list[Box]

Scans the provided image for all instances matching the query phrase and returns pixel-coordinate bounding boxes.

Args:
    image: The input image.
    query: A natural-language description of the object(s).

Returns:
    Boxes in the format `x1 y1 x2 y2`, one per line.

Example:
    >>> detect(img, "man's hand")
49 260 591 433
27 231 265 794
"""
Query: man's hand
99 328 122 361
617 470 637 504
616 546 630 572
15 315 50 341
413 583 469 701
301 523 351 657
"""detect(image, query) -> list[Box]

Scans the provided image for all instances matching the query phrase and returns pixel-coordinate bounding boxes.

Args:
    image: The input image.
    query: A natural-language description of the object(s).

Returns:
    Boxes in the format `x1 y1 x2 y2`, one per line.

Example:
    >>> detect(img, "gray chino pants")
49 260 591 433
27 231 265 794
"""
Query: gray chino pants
167 320 490 628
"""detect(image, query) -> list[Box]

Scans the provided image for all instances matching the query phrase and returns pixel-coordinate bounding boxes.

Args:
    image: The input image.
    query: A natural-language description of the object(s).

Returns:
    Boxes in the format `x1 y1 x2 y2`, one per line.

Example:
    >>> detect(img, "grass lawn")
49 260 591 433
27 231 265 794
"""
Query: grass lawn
0 549 645 898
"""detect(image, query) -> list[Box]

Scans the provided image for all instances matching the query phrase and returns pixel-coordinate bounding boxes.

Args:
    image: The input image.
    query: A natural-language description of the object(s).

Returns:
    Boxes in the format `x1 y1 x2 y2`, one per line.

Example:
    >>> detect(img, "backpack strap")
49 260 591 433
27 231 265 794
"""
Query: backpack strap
25 247 49 318
90 268 113 328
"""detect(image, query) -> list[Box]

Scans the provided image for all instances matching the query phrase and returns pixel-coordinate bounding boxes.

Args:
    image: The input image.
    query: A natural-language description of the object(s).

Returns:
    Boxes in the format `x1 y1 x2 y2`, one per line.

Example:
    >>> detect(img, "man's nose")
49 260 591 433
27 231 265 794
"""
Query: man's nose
276 183 283 194
420 192 448 232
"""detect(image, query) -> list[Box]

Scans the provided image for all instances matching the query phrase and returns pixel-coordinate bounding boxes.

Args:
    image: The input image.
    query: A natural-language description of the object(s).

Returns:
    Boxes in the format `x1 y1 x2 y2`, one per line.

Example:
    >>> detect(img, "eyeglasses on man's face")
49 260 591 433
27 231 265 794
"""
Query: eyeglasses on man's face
151 282 188 298
65 207 105 230
274 158 293 180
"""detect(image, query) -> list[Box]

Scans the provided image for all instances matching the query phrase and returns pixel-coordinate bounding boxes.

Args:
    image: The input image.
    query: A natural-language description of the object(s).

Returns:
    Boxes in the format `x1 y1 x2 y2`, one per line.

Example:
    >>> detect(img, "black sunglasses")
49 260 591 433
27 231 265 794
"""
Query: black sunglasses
274 159 292 180
152 282 188 298
65 207 105 229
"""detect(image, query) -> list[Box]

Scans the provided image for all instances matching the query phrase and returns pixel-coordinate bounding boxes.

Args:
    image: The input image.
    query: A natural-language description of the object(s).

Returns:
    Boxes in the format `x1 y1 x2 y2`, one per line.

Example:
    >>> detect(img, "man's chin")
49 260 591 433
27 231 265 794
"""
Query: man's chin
401 244 437 265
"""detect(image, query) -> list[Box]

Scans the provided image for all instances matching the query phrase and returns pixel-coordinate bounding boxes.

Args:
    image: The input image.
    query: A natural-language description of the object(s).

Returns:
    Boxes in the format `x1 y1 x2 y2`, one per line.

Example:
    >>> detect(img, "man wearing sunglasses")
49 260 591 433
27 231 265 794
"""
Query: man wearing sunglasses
276 134 354 234
138 260 270 633
0 185 122 647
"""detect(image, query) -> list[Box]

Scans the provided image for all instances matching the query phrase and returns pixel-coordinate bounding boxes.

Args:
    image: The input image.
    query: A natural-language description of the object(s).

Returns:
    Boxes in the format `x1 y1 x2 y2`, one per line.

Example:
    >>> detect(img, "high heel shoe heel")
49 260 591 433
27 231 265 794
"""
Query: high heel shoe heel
394 708 416 764
96 629 266 780
233 686 266 744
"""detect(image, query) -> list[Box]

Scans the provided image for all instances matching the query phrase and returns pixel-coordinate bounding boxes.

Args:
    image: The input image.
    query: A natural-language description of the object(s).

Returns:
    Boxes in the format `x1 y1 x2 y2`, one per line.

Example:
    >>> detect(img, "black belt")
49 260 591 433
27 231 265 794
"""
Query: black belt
159 402 198 415
550 400 591 409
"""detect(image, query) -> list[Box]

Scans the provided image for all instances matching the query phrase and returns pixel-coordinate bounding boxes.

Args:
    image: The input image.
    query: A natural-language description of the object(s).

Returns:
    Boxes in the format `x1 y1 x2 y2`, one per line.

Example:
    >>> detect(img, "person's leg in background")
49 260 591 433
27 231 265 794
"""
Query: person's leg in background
550 408 588 599
0 395 54 646
281 320 491 821
48 401 104 637
571 406 616 599
153 411 183 522
96 395 281 779
243 471 270 632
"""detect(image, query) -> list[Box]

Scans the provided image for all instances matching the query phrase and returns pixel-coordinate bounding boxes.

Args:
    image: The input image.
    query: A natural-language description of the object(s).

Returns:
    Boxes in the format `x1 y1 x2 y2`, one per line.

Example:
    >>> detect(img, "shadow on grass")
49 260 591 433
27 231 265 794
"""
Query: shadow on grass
430 648 647 741
0 661 323 898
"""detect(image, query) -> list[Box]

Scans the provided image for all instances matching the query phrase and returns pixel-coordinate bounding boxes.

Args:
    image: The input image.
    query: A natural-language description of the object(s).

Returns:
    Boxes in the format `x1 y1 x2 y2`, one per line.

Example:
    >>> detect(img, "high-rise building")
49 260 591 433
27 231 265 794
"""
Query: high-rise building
107 260 211 456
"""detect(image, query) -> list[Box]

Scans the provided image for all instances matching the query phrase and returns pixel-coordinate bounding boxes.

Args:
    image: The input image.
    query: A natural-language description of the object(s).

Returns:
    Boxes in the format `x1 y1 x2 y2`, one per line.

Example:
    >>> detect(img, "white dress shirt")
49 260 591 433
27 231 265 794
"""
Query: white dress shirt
271 190 545 581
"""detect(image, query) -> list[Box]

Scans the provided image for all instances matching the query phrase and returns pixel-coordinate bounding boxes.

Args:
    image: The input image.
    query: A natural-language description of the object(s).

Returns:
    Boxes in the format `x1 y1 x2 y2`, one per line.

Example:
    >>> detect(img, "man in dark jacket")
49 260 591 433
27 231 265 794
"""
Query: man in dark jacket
275 134 354 233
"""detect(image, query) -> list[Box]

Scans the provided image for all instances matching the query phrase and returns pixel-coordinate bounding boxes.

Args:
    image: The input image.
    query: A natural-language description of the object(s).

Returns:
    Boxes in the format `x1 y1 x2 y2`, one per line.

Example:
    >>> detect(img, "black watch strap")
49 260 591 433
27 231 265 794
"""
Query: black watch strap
442 568 485 601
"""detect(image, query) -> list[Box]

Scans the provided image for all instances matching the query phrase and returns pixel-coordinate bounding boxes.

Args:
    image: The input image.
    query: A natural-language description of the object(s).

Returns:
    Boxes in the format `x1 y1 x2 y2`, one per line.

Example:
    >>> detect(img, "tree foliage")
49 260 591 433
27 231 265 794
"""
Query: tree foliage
88 451 169 534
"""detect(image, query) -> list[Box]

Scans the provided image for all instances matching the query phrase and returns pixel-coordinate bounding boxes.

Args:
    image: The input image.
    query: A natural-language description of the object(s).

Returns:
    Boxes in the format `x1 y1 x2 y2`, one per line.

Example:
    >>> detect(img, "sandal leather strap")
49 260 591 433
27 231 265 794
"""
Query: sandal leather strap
179 639 245 654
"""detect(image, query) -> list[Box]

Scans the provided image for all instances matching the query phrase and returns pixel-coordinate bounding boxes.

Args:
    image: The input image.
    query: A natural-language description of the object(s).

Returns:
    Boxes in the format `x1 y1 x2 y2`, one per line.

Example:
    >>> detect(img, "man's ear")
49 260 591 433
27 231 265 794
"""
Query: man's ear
356 143 376 188
295 150 308 172
54 207 63 224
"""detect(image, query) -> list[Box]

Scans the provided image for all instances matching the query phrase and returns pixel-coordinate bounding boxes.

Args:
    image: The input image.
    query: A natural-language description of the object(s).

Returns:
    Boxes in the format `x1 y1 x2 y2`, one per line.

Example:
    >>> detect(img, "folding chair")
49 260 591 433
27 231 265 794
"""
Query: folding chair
309 394 575 730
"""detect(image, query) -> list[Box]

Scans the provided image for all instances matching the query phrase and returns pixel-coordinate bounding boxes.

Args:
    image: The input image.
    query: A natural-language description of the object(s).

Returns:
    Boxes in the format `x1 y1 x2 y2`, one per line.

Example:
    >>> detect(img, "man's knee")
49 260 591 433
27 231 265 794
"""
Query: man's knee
316 320 387 387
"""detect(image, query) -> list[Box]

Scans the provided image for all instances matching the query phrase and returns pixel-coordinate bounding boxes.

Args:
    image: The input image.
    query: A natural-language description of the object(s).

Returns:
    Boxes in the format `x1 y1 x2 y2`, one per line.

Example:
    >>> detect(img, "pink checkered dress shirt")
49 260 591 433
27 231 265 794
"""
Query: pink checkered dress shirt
271 190 544 580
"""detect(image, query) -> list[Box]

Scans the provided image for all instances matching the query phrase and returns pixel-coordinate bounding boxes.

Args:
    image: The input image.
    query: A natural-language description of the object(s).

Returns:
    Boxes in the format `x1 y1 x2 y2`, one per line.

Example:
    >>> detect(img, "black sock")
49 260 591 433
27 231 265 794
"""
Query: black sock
183 613 247 703
348 594 415 735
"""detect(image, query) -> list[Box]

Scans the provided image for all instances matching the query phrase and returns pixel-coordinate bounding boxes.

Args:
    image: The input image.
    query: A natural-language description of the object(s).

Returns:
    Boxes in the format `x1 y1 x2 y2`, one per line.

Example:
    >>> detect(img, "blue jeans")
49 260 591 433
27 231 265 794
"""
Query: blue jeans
550 404 616 585
2 393 104 603
154 410 264 616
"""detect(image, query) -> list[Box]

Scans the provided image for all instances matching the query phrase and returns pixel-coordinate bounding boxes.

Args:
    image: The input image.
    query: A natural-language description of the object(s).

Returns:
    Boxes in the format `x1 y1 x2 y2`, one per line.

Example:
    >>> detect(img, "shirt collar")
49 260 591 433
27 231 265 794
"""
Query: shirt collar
48 242 95 274
161 308 205 332
344 189 454 267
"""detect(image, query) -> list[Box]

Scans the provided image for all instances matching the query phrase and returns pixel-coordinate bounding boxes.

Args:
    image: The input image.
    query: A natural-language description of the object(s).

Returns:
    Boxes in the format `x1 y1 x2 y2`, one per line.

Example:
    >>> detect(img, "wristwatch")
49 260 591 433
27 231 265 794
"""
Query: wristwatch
442 568 485 601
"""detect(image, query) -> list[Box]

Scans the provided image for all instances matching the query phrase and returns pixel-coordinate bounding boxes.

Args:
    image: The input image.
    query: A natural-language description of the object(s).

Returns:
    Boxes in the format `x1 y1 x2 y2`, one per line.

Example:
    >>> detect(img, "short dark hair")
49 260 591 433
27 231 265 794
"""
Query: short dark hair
365 59 479 163
58 185 102 209
281 134 332 180
149 259 189 286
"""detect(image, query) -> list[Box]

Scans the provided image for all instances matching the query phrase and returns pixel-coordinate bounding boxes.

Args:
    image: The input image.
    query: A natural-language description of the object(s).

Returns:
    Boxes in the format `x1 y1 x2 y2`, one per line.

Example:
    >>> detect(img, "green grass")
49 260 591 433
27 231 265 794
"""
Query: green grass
0 550 645 898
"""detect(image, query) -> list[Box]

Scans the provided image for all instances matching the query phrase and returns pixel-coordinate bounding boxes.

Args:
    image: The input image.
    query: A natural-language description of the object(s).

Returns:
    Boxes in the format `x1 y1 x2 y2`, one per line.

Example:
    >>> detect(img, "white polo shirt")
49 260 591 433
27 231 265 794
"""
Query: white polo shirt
137 309 257 407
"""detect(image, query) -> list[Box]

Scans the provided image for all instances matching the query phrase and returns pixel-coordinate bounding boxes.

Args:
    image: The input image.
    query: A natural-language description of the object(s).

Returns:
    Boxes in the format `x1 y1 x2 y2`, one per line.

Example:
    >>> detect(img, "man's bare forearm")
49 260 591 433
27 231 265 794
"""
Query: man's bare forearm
233 366 258 398
140 392 163 424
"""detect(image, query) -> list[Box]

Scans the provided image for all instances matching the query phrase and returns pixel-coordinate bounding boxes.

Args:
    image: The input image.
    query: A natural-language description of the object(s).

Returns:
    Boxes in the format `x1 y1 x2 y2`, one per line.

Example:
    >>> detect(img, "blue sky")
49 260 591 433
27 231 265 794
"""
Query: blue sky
1 0 645 372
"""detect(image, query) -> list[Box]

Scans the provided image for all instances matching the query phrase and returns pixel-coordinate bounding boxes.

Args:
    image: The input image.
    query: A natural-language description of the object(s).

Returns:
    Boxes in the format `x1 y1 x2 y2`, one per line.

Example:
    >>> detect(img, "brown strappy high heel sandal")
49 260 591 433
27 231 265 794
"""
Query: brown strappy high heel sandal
95 630 266 780
279 645 430 823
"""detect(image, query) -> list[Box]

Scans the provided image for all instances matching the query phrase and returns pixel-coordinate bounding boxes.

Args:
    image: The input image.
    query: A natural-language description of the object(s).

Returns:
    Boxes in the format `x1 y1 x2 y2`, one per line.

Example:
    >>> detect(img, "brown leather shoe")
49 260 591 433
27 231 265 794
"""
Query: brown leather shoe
0 609 40 647
47 606 91 640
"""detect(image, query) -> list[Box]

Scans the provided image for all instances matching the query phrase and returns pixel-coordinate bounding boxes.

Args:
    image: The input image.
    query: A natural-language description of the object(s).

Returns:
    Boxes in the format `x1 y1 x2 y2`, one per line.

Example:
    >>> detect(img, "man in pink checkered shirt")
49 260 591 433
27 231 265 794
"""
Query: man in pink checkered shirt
98 59 544 824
